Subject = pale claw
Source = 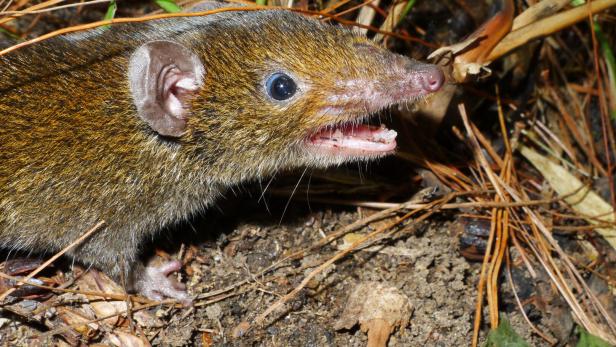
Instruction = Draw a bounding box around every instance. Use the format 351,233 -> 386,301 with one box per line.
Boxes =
135,260 -> 192,305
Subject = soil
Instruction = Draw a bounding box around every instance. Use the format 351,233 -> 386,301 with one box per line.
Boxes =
0,176 -> 556,346
152,191 -> 554,347
171,200 -> 483,346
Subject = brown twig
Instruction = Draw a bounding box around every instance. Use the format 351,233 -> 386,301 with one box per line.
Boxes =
0,221 -> 106,302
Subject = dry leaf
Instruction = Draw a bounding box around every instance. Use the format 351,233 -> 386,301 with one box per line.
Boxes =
108,330 -> 150,347
520,146 -> 616,250
334,281 -> 412,347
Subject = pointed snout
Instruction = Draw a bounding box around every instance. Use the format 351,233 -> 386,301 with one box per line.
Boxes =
419,66 -> 445,92
396,56 -> 445,96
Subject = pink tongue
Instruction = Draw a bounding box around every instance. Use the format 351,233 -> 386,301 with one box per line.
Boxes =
309,124 -> 397,153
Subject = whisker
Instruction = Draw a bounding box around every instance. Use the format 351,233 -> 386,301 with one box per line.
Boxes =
279,167 -> 308,225
258,171 -> 278,215
306,169 -> 314,213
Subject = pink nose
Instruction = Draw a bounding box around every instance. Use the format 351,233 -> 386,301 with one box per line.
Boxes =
421,67 -> 445,92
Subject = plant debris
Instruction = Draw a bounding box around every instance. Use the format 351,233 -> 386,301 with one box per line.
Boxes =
334,281 -> 412,347
1,0 -> 616,346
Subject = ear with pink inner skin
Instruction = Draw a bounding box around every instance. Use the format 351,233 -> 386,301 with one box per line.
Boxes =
128,40 -> 205,137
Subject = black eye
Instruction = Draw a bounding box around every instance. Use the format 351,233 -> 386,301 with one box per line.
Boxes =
266,73 -> 297,101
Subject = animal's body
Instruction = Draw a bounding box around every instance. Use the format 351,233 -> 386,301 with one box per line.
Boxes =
0,5 -> 444,301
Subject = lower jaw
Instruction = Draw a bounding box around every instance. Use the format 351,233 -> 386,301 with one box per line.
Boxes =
302,123 -> 398,158
303,143 -> 397,158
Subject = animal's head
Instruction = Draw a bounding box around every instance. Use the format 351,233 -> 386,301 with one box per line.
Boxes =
128,10 -> 444,180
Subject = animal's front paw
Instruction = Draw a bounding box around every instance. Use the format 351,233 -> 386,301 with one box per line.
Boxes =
135,259 -> 192,305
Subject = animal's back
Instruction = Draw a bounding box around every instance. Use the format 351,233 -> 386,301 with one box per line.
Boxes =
0,10 -> 285,260
0,18 -> 216,254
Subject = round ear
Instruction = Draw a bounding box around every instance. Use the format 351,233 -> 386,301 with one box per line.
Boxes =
128,40 -> 205,137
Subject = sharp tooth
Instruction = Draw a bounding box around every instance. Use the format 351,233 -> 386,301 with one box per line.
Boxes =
373,129 -> 397,143
385,129 -> 397,141
333,129 -> 343,139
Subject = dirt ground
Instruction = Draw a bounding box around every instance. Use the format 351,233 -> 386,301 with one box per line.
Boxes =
145,194 -> 562,347
166,201 -> 483,346
0,174 -> 568,346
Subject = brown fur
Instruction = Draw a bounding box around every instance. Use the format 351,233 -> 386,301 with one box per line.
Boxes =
0,9 -> 439,287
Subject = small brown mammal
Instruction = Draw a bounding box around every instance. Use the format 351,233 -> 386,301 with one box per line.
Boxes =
0,4 -> 444,302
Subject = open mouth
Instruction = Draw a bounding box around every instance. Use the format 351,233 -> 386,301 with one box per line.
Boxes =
306,122 -> 397,156
301,61 -> 444,157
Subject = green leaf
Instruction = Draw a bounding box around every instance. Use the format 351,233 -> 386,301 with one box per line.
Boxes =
576,327 -> 612,347
593,21 -> 616,120
104,0 -> 117,21
155,0 -> 182,13
398,0 -> 417,25
0,27 -> 20,40
101,0 -> 117,29
484,318 -> 531,347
